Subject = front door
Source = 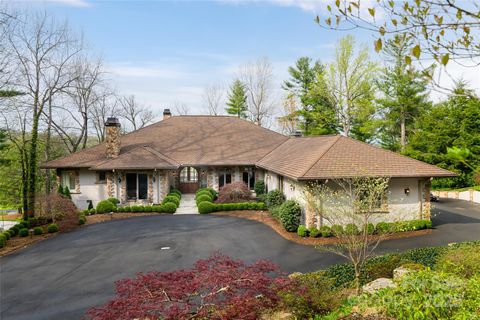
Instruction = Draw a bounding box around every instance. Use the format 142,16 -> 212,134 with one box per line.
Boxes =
126,173 -> 148,201
179,167 -> 199,194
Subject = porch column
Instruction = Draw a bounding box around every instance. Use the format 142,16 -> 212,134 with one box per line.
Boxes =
106,172 -> 114,198
148,173 -> 154,203
422,179 -> 431,220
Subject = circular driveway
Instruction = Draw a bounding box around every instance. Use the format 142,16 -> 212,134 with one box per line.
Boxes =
1,199 -> 480,320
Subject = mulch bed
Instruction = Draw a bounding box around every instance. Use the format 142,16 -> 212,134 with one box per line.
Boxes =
85,212 -> 164,225
0,233 -> 56,257
211,210 -> 432,246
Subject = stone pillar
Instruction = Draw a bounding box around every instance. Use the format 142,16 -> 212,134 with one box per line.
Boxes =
148,173 -> 154,203
161,171 -> 169,199
74,170 -> 80,193
120,172 -> 127,203
106,172 -> 114,198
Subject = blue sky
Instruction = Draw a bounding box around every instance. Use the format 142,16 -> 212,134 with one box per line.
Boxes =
11,0 -> 478,117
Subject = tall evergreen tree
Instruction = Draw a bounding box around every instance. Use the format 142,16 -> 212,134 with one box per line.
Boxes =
283,57 -> 338,135
225,79 -> 248,118
376,36 -> 430,152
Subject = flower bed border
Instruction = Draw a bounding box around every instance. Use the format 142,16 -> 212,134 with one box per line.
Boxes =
211,210 -> 432,246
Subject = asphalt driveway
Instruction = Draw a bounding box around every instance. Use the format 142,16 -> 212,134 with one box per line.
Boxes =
1,198 -> 479,320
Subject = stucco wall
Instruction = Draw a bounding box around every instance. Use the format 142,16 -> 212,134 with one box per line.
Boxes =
263,170 -> 425,227
71,169 -> 108,210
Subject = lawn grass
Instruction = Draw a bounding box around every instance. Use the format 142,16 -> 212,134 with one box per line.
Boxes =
432,185 -> 480,192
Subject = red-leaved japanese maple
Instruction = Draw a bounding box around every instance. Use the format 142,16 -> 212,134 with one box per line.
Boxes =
86,253 -> 292,320
216,181 -> 252,203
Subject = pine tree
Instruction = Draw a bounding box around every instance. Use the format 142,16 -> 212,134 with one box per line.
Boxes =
225,79 -> 248,118
376,36 -> 430,152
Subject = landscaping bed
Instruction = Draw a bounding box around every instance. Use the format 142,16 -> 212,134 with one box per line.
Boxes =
212,210 -> 432,246
85,212 -> 169,225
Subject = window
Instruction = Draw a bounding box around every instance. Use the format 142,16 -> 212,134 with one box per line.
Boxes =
277,175 -> 284,192
97,171 -> 106,183
242,171 -> 255,190
218,170 -> 232,188
126,173 -> 148,200
62,171 -> 76,191
180,167 -> 198,183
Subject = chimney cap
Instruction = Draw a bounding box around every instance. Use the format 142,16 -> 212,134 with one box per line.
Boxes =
163,108 -> 171,115
105,117 -> 121,127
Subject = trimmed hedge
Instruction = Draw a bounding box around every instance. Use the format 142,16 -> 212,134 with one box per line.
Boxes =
107,198 -> 120,205
96,200 -> 117,214
47,224 -> 59,233
0,233 -> 6,248
195,188 -> 265,214
198,201 -> 216,214
33,227 -> 43,235
79,215 -> 86,225
196,194 -> 213,205
309,227 -> 320,238
2,231 -> 11,240
170,189 -> 182,198
163,195 -> 180,206
161,202 -> 177,214
297,225 -> 308,237
19,228 -> 29,237
278,200 -> 302,232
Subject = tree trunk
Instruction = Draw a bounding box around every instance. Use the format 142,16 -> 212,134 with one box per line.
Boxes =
354,265 -> 361,295
45,98 -> 52,194
27,110 -> 40,217
400,112 -> 406,152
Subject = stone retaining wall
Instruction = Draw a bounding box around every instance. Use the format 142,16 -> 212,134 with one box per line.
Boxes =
432,189 -> 480,204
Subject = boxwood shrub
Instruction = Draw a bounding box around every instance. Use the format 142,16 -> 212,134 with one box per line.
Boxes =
96,199 -> 117,214
170,189 -> 182,198
266,190 -> 286,208
309,227 -> 320,238
89,208 -> 96,215
197,187 -> 217,199
319,226 -> 332,237
331,224 -> 344,236
47,223 -> 59,233
0,234 -> 6,248
79,215 -> 86,225
297,225 -> 308,237
278,200 -> 302,232
107,197 -> 120,206
161,202 -> 177,213
2,231 -> 10,240
168,193 -> 181,201
33,227 -> 43,235
198,201 -> 216,214
9,226 -> 19,237
163,195 -> 180,206
196,194 -> 213,205
254,181 -> 266,195
195,190 -> 214,200
345,223 -> 359,235
19,228 -> 29,237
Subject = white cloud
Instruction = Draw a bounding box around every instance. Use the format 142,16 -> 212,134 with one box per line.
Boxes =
430,62 -> 480,101
43,0 -> 92,8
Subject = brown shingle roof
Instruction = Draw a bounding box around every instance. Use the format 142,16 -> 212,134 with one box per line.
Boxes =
257,135 -> 456,179
92,146 -> 179,170
42,116 -> 288,169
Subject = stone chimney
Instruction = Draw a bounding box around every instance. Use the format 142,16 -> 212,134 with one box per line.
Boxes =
105,117 -> 121,158
163,108 -> 172,120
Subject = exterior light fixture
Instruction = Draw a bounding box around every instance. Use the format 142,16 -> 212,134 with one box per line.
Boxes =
118,177 -> 122,183
404,188 -> 410,196
152,176 -> 156,183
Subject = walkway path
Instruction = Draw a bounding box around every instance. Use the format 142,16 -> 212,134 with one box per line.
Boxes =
175,194 -> 198,214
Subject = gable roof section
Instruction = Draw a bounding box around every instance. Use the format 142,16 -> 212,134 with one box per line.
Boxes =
92,146 -> 179,170
42,116 -> 288,169
257,135 -> 456,180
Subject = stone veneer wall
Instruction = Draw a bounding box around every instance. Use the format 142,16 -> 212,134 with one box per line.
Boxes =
105,125 -> 121,158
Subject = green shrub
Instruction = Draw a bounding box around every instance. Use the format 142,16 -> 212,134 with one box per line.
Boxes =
161,202 -> 177,214
19,228 -> 29,237
279,272 -> 341,318
0,234 -> 6,248
168,192 -> 181,201
96,199 -> 117,214
196,194 -> 213,205
319,226 -> 332,237
47,224 -> 59,233
265,190 -> 286,208
354,270 -> 478,320
170,189 -> 182,198
63,186 -> 72,199
107,197 -> 120,205
297,225 -> 308,237
269,206 -> 281,219
78,216 -> 86,225
331,224 -> 344,236
89,208 -> 96,215
198,201 -> 216,214
151,205 -> 162,213
57,184 -> 64,196
278,200 -> 302,232
365,223 -> 375,235
254,181 -> 266,195
309,227 -> 320,238
163,195 -> 180,206
345,223 -> 359,235
257,193 -> 267,203
122,206 -> 130,212
9,227 -> 18,237
116,207 -> 124,213
197,188 -> 217,199
144,206 -> 153,212
402,246 -> 446,268
375,221 -> 391,234
33,227 -> 43,235
130,205 -> 142,212
2,231 -> 10,240
436,243 -> 480,278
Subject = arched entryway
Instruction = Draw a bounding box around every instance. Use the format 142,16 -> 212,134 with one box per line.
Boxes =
179,167 -> 199,194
